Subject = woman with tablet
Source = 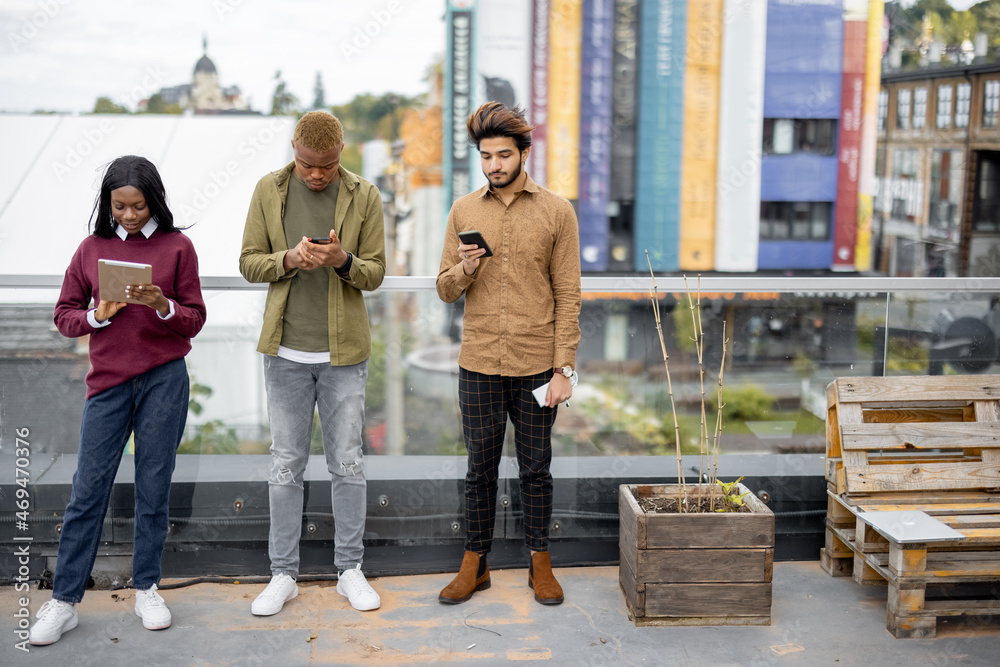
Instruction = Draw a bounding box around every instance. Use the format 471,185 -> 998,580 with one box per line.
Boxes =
29,155 -> 206,646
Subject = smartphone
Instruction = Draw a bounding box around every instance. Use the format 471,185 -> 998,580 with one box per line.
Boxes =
309,236 -> 332,244
458,230 -> 494,258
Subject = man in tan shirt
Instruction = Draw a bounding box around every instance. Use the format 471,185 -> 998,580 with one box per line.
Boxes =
436,102 -> 582,605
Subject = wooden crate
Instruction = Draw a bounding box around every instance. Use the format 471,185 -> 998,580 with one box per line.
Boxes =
821,375 -> 1000,638
619,484 -> 774,626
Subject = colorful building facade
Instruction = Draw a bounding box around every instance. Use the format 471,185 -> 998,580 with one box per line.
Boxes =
443,0 -> 882,274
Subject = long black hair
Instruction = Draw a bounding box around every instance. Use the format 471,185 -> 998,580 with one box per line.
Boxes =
90,155 -> 184,238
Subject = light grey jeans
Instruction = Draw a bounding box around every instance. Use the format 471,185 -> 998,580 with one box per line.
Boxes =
262,355 -> 368,576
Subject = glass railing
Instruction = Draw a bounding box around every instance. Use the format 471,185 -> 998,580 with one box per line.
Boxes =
3,275 -> 999,566
6,276 -> 998,458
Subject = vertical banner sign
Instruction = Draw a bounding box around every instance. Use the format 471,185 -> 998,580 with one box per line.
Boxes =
446,5 -> 474,205
579,0 -> 613,271
610,0 -> 638,202
715,0 -> 767,272
856,0 -> 881,271
834,3 -> 867,271
547,0 -> 582,200
474,0 -> 532,192
680,0 -> 723,271
634,0 -> 687,271
530,0 -> 550,185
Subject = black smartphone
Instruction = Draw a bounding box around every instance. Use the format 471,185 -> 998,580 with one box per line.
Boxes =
458,230 -> 494,258
309,236 -> 332,244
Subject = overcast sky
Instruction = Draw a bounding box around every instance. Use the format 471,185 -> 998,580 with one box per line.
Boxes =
0,1 -> 986,115
0,0 -> 446,114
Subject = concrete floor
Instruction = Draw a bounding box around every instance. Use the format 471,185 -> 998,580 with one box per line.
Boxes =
3,562 -> 999,666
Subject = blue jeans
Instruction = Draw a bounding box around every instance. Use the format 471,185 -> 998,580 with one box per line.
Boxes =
53,358 -> 189,603
262,355 -> 368,576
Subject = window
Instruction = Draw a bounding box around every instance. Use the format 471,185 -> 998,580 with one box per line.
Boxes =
984,80 -> 1000,127
891,149 -> 921,221
762,119 -> 836,155
929,149 -> 963,230
896,89 -> 911,129
759,202 -> 832,240
763,119 -> 795,154
936,85 -> 952,128
913,87 -> 927,129
878,90 -> 888,130
973,152 -> 1000,232
797,119 -> 835,154
956,83 -> 971,128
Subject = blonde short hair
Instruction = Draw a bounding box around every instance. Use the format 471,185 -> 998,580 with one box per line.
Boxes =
293,111 -> 344,151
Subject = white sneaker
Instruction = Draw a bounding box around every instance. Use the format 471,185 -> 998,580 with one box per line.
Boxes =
135,584 -> 171,630
337,565 -> 380,611
251,573 -> 298,616
29,599 -> 79,645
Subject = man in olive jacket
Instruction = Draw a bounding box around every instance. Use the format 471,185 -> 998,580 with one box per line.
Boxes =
239,111 -> 386,616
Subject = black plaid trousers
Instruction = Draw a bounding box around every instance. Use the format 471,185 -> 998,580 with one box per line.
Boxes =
459,366 -> 557,555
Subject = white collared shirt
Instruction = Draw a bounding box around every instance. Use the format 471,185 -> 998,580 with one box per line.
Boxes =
114,218 -> 158,240
88,220 -> 175,328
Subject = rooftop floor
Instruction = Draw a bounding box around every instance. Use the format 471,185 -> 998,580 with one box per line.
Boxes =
3,562 -> 999,665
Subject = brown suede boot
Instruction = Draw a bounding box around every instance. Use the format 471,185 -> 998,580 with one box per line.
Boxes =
438,551 -> 490,604
528,551 -> 564,605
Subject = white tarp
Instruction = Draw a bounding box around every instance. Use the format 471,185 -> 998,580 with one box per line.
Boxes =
0,114 -> 295,277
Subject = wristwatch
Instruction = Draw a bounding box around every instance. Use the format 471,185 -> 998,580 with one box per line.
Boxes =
555,365 -> 579,387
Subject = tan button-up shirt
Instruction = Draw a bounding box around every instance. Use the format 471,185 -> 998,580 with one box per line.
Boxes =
436,174 -> 582,376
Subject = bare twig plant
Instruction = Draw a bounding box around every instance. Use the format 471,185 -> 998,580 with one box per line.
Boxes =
646,254 -> 730,512
646,251 -> 685,509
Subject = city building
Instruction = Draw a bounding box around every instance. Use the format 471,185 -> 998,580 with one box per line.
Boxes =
145,39 -> 249,113
876,59 -> 1000,277
443,0 -> 882,275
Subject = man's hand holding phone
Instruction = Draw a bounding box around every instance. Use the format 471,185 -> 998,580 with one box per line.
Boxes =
457,230 -> 492,276
285,229 -> 348,272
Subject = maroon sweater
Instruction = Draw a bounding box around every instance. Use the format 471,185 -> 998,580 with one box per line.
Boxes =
55,228 -> 207,398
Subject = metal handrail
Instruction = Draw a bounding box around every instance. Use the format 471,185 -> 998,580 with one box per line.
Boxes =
3,275 -> 1000,293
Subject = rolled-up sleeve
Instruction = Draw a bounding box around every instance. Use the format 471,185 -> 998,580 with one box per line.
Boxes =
436,205 -> 478,303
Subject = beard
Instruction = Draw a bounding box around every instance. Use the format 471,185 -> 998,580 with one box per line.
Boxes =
486,158 -> 523,190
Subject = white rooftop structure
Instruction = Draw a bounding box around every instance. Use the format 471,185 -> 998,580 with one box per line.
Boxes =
0,113 -> 295,277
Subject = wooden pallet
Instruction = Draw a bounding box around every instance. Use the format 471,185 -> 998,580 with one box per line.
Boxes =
821,375 -> 1000,638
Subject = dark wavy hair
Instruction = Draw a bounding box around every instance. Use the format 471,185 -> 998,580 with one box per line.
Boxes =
467,101 -> 534,152
90,155 -> 182,238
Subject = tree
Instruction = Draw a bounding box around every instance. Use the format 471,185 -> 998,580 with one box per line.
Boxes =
975,2 -> 1000,48
312,71 -> 326,110
92,96 -> 127,114
901,0 -> 954,27
330,92 -> 421,144
942,10 -> 977,45
270,71 -> 300,116
144,93 -> 183,115
339,144 -> 363,175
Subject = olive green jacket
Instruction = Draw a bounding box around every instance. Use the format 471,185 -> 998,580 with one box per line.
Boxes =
239,163 -> 386,364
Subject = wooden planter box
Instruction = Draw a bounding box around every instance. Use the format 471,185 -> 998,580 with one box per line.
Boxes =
619,483 -> 775,626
